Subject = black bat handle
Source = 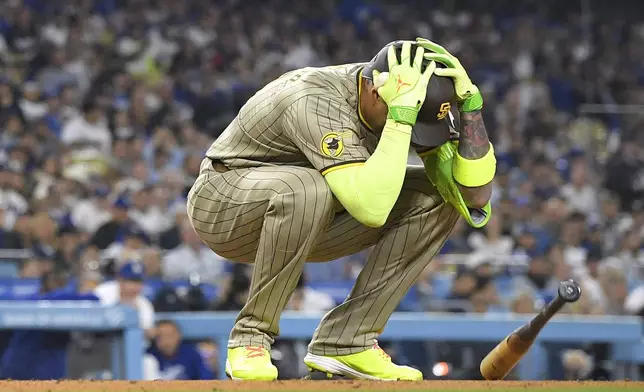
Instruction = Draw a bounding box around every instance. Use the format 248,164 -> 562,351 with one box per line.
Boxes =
515,279 -> 582,342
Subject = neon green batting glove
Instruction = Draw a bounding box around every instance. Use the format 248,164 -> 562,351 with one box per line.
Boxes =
415,38 -> 483,113
422,141 -> 491,228
372,42 -> 437,126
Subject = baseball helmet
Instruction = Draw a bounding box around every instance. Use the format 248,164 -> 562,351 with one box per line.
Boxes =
363,41 -> 458,148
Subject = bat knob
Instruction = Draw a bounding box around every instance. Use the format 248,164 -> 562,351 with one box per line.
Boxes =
558,279 -> 582,303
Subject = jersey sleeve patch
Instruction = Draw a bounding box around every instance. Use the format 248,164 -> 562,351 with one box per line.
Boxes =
320,131 -> 353,158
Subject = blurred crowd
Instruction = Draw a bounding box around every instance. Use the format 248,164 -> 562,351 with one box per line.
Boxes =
0,0 -> 644,381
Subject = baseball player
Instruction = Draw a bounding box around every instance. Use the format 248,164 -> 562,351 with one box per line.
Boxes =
187,39 -> 496,380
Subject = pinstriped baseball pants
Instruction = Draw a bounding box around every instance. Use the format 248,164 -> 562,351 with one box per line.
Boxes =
187,159 -> 459,356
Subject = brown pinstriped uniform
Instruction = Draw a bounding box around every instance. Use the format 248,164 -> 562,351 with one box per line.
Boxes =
187,63 -> 459,355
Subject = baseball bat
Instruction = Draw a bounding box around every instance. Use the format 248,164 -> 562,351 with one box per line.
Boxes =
479,279 -> 582,380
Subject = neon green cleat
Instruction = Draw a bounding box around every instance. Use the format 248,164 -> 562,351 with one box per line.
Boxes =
304,342 -> 423,381
225,346 -> 278,381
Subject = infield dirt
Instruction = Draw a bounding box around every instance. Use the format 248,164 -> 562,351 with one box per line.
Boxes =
0,380 -> 642,392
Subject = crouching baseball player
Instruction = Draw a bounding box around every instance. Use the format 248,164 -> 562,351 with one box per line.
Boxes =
187,39 -> 496,381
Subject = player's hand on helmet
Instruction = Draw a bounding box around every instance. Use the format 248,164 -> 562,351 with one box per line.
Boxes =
372,41 -> 436,126
416,37 -> 483,112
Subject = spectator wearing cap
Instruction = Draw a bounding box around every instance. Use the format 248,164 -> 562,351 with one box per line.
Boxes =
55,223 -> 84,273
162,220 -> 228,284
94,261 -> 155,339
87,195 -> 135,251
93,261 -> 159,380
0,267 -> 98,380
102,225 -> 151,265
147,319 -> 214,380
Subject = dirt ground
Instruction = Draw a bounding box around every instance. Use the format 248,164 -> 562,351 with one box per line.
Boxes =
0,380 -> 643,392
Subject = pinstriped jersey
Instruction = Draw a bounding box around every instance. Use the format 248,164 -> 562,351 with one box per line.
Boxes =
205,63 -> 379,173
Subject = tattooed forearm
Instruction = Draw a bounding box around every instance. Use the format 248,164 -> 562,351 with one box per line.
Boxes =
459,111 -> 490,159
456,110 -> 493,209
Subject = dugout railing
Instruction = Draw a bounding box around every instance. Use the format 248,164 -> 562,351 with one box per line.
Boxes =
0,302 -> 641,380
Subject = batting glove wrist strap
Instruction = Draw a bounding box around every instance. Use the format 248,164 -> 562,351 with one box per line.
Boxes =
460,91 -> 484,112
388,107 -> 419,125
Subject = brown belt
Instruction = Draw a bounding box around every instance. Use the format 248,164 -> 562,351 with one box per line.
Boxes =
211,160 -> 230,173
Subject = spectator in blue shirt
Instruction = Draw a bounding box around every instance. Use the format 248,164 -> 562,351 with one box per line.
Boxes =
0,267 -> 98,380
147,319 -> 214,380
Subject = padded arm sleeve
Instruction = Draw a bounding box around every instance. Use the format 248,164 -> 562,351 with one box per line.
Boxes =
324,119 -> 411,228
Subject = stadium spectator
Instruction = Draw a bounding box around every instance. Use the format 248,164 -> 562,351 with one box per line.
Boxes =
94,261 -> 155,339
196,339 -> 220,379
467,214 -> 513,261
102,225 -> 151,265
86,196 -> 129,248
60,99 -> 111,156
212,263 -> 251,311
162,220 -> 228,284
141,247 -> 162,279
158,209 -> 187,250
512,254 -> 559,300
0,267 -> 98,380
147,319 -> 214,380
287,274 -> 335,314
